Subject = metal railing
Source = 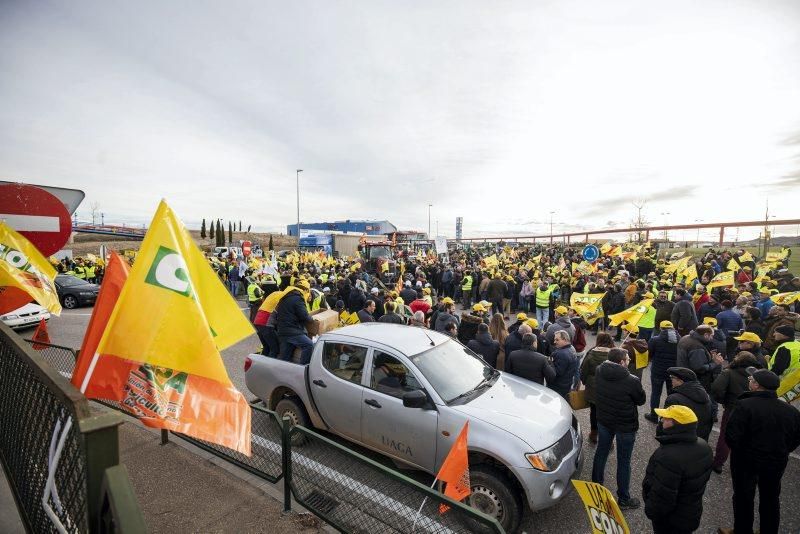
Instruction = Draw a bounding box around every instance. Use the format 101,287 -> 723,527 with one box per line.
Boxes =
0,324 -> 144,533
24,339 -> 79,380
21,337 -> 504,533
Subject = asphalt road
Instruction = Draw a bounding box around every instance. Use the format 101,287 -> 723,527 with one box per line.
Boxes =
33,300 -> 800,534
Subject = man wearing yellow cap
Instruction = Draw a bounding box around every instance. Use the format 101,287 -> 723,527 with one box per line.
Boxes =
642,404 -> 713,534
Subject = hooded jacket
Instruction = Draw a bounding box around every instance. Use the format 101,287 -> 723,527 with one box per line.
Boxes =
710,352 -> 760,409
467,331 -> 501,368
676,331 -> 719,390
549,343 -> 578,397
274,289 -> 312,338
642,422 -> 712,533
664,380 -> 713,441
545,316 -> 576,345
457,313 -> 483,344
594,360 -> 646,433
648,329 -> 679,379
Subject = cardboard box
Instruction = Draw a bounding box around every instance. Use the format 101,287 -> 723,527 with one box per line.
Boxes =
307,309 -> 339,337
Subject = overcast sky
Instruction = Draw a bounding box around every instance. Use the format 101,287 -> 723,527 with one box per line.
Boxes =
1,0 -> 799,241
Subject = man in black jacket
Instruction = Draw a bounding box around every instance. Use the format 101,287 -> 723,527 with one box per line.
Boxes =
720,368 -> 800,534
645,321 -> 679,422
467,323 -> 500,368
663,367 -> 713,442
642,404 -> 712,534
377,301 -> 404,324
591,348 -> 646,509
505,333 -> 555,385
274,280 -> 314,364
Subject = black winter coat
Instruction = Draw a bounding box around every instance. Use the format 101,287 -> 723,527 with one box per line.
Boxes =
504,330 -> 524,358
653,300 -> 675,331
467,332 -> 500,368
274,290 -> 312,338
642,423 -> 712,533
648,329 -> 678,379
725,390 -> 800,466
505,348 -> 555,385
549,344 -> 578,398
457,314 -> 483,344
665,381 -> 713,441
709,352 -> 760,409
671,299 -> 698,331
594,361 -> 646,433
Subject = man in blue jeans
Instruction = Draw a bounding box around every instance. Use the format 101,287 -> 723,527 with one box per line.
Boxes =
274,279 -> 315,364
591,347 -> 646,509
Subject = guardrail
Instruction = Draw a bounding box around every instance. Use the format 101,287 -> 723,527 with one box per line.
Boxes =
25,340 -> 504,533
0,325 -> 144,533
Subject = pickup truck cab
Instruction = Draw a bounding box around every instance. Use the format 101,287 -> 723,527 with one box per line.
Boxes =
245,323 -> 583,532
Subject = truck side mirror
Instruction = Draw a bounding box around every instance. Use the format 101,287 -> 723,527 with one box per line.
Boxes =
402,389 -> 428,409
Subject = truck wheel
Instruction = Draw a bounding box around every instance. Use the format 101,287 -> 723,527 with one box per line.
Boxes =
275,397 -> 310,446
468,465 -> 522,533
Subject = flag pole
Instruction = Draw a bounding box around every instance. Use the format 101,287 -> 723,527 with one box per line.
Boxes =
411,477 -> 439,533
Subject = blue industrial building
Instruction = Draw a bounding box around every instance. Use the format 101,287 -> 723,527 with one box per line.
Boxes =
287,220 -> 397,237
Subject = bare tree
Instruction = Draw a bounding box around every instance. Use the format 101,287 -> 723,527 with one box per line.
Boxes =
630,200 -> 649,243
90,202 -> 101,225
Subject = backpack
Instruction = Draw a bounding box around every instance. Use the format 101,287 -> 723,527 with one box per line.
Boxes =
572,324 -> 587,353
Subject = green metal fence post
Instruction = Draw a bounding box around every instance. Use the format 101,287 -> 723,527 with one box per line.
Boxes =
281,415 -> 292,513
160,429 -> 169,445
79,411 -> 125,532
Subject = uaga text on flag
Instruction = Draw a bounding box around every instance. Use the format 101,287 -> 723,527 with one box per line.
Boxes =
72,201 -> 254,455
570,293 -> 605,325
0,222 -> 62,315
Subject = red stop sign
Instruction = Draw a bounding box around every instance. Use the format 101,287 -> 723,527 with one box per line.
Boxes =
0,184 -> 72,257
242,240 -> 252,256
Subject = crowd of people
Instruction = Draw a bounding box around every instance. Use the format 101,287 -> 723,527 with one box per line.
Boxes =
217,241 -> 799,533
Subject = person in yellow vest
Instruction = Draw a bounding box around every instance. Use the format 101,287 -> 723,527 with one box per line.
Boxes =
461,271 -> 474,309
74,260 -> 86,280
247,278 -> 265,322
636,292 -> 657,341
85,262 -> 96,284
768,325 -> 800,378
534,280 -> 554,327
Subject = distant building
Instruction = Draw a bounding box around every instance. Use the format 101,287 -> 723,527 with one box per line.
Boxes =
287,220 -> 397,237
394,230 -> 428,242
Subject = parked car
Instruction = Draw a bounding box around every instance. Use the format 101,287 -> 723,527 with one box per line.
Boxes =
245,323 -> 583,532
0,303 -> 51,329
54,275 -> 100,309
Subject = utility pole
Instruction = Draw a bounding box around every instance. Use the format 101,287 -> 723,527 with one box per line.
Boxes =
428,203 -> 432,240
762,199 -> 769,257
549,211 -> 555,244
296,169 -> 303,239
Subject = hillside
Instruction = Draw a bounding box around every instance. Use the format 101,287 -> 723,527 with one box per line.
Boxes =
67,231 -> 298,256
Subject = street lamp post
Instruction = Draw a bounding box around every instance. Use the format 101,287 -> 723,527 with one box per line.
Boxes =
694,219 -> 702,247
428,203 -> 432,240
661,212 -> 670,242
296,169 -> 303,239
549,211 -> 555,244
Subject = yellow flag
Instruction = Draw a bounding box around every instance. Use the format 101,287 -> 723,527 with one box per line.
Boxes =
778,368 -> 800,404
682,264 -> 698,283
599,243 -> 612,254
771,291 -> 800,306
707,270 -> 734,290
570,293 -> 605,325
766,251 -> 783,262
739,251 -> 754,262
484,254 -> 499,268
664,256 -> 690,274
726,258 -> 741,272
571,480 -> 630,534
0,222 -> 62,315
609,299 -> 654,327
96,200 -> 254,384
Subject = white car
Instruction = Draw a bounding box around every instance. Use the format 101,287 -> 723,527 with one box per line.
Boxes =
1,303 -> 51,330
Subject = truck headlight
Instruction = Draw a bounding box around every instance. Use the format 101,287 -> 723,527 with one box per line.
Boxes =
526,446 -> 560,472
1,314 -> 19,320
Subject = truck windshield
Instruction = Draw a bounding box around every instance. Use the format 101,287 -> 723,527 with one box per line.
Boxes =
410,340 -> 494,403
368,246 -> 391,259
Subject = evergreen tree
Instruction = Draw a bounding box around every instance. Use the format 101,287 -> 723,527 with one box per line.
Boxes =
238,221 -> 242,232
216,220 -> 223,246
268,235 -> 274,251
247,225 -> 251,233
228,221 -> 233,243
200,218 -> 207,239
209,218 -> 215,240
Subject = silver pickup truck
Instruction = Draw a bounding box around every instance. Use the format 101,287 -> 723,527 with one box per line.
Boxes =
245,323 -> 583,532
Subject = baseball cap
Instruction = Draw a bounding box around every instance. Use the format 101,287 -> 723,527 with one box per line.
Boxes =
703,317 -> 718,326
517,312 -> 528,321
472,303 -> 487,312
733,332 -> 761,343
659,320 -> 674,329
441,297 -> 455,305
370,287 -> 379,294
654,405 -> 698,425
746,367 -> 780,390
525,318 -> 539,329
555,305 -> 568,315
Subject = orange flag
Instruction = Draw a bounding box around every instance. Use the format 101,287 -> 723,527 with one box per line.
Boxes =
31,318 -> 51,350
437,422 -> 470,513
71,251 -> 131,396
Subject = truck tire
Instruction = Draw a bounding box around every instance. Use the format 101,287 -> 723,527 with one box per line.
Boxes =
275,397 -> 310,446
468,464 -> 522,533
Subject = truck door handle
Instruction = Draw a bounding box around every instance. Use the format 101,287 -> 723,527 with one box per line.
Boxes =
364,398 -> 382,409
312,379 -> 327,388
